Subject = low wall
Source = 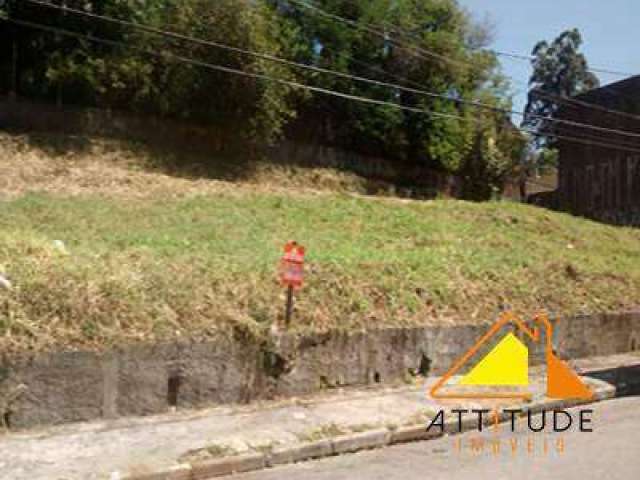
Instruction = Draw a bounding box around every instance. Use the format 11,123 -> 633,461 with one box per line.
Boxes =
269,141 -> 462,197
0,96 -> 238,153
1,312 -> 639,430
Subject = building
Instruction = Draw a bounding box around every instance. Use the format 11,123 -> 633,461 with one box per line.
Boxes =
554,75 -> 640,226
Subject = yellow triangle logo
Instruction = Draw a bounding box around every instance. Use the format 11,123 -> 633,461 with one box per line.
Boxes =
459,333 -> 529,386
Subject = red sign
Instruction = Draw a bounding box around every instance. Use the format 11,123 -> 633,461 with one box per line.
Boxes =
280,241 -> 305,289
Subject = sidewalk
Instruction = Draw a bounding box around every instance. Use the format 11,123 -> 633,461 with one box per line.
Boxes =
1,353 -> 637,480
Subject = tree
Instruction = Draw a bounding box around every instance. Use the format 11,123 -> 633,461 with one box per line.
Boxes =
271,0 -> 512,172
520,29 -> 599,201
2,0 -> 523,197
461,113 -> 526,201
5,0 -> 300,144
522,28 -> 599,148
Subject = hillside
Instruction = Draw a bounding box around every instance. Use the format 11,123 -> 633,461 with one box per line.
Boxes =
1,132 -> 639,352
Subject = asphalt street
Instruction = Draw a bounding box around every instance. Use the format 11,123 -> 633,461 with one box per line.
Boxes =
235,396 -> 640,480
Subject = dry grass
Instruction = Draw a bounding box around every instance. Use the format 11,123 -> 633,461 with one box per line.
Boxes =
0,132 -> 372,200
1,131 -> 639,353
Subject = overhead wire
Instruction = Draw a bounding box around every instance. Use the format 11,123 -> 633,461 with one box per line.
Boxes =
285,0 -> 640,121
312,0 -> 637,78
6,16 -> 640,156
20,0 -> 640,140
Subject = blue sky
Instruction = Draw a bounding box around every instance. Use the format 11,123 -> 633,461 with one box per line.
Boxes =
458,0 -> 640,112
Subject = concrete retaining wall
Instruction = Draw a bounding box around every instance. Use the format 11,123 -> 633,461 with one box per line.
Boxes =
1,312 -> 639,430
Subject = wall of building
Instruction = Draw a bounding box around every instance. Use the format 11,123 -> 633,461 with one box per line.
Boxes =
555,77 -> 640,225
558,151 -> 640,225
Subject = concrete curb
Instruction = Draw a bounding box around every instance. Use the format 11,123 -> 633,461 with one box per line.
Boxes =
390,424 -> 443,444
124,380 -> 617,480
124,464 -> 192,480
268,439 -> 333,466
331,429 -> 391,456
191,453 -> 266,480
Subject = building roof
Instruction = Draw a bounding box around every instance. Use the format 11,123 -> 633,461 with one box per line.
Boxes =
573,75 -> 640,112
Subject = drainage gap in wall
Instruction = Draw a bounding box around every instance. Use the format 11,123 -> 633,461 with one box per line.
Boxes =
373,372 -> 381,384
418,354 -> 432,377
167,375 -> 181,408
2,411 -> 11,429
319,375 -> 343,390
262,351 -> 290,380
631,339 -> 637,351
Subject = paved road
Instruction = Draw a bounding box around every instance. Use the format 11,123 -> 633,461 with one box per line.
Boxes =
236,396 -> 640,480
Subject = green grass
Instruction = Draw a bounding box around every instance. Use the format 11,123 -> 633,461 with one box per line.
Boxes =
1,190 -> 639,352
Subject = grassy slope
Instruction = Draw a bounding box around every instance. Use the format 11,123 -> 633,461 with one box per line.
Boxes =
0,133 -> 639,352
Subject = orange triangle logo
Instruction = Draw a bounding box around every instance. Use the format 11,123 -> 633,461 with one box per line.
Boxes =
546,352 -> 593,399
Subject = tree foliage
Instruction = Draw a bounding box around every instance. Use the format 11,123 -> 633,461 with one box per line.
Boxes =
7,0 -> 299,143
2,0 -> 526,197
523,28 -> 600,148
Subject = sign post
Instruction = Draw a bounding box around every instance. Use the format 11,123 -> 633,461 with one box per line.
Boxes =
279,241 -> 305,327
285,284 -> 294,325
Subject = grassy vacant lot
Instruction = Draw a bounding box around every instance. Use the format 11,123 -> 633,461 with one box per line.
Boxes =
0,132 -> 639,352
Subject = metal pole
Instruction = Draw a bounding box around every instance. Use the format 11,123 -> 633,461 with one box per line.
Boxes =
285,285 -> 294,327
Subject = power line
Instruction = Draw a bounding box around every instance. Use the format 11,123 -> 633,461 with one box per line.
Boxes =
23,0 -> 436,99
23,0 -> 461,88
322,0 -> 636,78
20,0 -> 640,140
285,0 -> 471,70
3,17 -> 462,121
393,26 -> 634,78
534,125 -> 640,151
286,0 -> 640,120
489,50 -> 634,78
7,16 -> 640,156
530,88 -> 640,123
14,1 -> 640,147
18,1 -> 475,113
